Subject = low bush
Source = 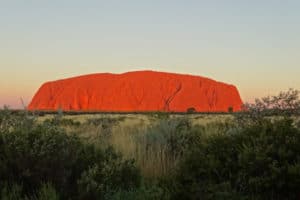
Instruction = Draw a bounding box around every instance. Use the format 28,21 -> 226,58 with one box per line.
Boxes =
171,117 -> 300,200
0,182 -> 59,200
44,118 -> 81,127
78,147 -> 141,199
86,116 -> 125,127
105,184 -> 170,200
0,109 -> 141,199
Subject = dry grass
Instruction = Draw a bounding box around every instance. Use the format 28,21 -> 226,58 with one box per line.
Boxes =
37,113 -> 234,177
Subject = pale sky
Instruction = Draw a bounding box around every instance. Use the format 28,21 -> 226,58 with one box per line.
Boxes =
1,0 -> 300,108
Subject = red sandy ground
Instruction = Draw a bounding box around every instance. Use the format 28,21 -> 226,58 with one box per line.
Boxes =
28,70 -> 243,112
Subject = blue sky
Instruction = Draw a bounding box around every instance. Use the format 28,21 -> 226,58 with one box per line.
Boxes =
1,0 -> 300,108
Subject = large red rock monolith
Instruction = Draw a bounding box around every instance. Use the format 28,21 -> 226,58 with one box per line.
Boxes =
28,70 -> 243,112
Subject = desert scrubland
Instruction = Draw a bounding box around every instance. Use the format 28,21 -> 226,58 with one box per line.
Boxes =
1,89 -> 300,199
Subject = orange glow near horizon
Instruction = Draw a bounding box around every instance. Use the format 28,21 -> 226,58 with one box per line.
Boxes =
1,1 -> 300,109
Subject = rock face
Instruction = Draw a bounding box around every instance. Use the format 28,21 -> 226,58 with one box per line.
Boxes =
28,70 -> 243,112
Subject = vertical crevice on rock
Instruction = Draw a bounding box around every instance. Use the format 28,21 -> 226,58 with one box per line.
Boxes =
163,83 -> 182,111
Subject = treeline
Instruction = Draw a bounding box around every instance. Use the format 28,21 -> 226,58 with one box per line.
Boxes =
0,89 -> 300,199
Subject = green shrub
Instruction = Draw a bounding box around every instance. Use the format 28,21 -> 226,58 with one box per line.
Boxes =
0,123 -> 82,196
0,112 -> 141,199
106,184 -> 170,200
43,118 -> 81,127
0,107 -> 35,134
36,183 -> 60,200
186,107 -> 196,113
78,147 -> 141,199
172,117 -> 300,200
149,112 -> 170,120
1,183 -> 26,200
86,117 -> 124,127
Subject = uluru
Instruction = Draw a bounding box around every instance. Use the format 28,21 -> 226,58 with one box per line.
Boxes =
28,70 -> 243,112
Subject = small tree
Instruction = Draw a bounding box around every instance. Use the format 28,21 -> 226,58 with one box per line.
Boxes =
248,89 -> 299,115
236,88 -> 300,124
186,107 -> 196,113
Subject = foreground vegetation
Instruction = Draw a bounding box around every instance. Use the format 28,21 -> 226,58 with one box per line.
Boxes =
1,89 -> 300,199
